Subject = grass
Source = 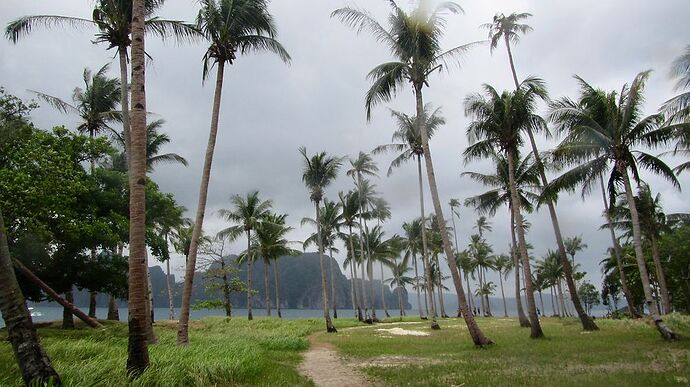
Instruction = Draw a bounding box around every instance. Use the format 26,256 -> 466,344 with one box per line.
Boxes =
318,314 -> 690,386
2,315 -> 690,386
0,316 -> 360,387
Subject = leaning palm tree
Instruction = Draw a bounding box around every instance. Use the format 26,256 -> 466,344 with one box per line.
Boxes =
177,0 -> 290,345
373,106 -> 443,321
464,79 -> 546,338
126,0 -> 149,374
483,11 -> 598,331
217,191 -> 273,320
547,71 -> 682,340
300,147 -> 341,332
334,1 -> 490,344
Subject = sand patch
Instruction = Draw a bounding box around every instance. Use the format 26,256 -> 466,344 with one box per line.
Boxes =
376,327 -> 430,336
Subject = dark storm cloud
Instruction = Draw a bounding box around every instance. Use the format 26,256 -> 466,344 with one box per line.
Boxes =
1,0 -> 688,291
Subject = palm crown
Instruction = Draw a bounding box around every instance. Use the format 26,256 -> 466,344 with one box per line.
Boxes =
299,147 -> 341,203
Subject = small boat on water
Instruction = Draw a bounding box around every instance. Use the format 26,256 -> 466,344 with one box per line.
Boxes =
28,307 -> 42,317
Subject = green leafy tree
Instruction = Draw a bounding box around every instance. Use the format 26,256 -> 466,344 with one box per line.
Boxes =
578,282 -> 601,315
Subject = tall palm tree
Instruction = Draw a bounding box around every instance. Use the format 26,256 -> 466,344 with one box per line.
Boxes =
402,218 -> 427,319
252,212 -> 299,319
372,105 -> 443,322
303,199 -> 343,318
6,0 -> 199,169
126,0 -> 149,374
548,71 -> 681,340
217,191 -> 273,320
339,190 -> 362,320
177,0 -> 290,345
463,149 -> 539,327
564,236 -> 587,268
300,147 -> 341,332
464,79 -> 546,338
448,198 -> 461,252
334,2 -> 490,343
347,153 -> 379,321
493,253 -> 512,317
483,11 -> 598,332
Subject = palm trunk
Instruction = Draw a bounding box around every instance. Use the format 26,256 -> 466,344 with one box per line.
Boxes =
62,290 -> 74,329
507,147 -> 543,338
347,227 -> 359,319
329,246 -> 337,318
356,176 -> 370,321
166,258 -> 174,320
274,260 -> 282,318
511,212 -> 530,327
367,260 -> 378,321
315,202 -> 336,332
417,155 -> 437,326
220,259 -> 231,317
415,85 -> 491,344
600,176 -> 640,318
499,273 -> 508,317
118,47 -> 131,165
264,259 -> 271,316
144,254 -> 157,344
550,287 -> 557,316
127,2 -> 151,372
466,272 -> 473,313
397,281 -> 404,319
478,267 -> 486,316
538,290 -> 544,316
650,234 -> 671,314
506,38 -> 596,331
380,261 -> 389,317
12,259 -> 100,328
557,279 -> 568,317
360,259 -> 369,322
619,164 -> 677,340
88,292 -> 97,318
412,252 -> 425,319
247,232 -> 254,321
0,211 -> 60,385
108,294 -> 120,321
177,61 -> 226,345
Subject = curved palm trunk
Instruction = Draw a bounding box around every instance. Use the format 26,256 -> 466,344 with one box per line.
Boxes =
247,232 -> 254,321
177,61 -> 226,345
329,246 -> 337,318
619,165 -> 677,340
412,252 -> 425,319
166,258 -> 174,320
127,1 -> 150,373
507,148 -> 543,338
0,211 -> 60,385
415,85 -> 491,344
499,272 -> 508,317
416,155 -> 438,326
599,176 -> 640,318
273,259 -> 282,318
506,38 -> 597,331
650,235 -> 671,314
380,261 -> 389,318
315,202 -> 336,332
264,259 -> 271,316
511,212 -> 530,326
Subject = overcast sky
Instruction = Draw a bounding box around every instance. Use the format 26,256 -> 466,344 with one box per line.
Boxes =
2,0 -> 689,297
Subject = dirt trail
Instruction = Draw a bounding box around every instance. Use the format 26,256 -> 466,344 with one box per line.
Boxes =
299,334 -> 370,387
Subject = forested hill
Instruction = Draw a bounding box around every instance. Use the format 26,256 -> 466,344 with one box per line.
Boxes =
68,252 -> 409,310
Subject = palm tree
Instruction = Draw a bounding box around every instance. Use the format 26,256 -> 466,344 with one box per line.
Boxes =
347,153 -> 379,321
372,105 -> 444,323
334,2 -> 490,343
464,79 -> 546,338
386,255 -> 414,319
402,218 -> 427,319
6,0 -> 199,170
474,216 -> 493,238
448,198 -> 461,252
217,191 -> 273,320
493,253 -> 512,317
467,234 -> 494,317
252,212 -> 299,319
457,250 -> 475,316
339,190 -> 363,320
564,236 -> 587,268
300,147 -> 341,332
126,0 -> 149,374
111,119 -> 188,172
483,11 -> 598,332
303,199 -> 343,318
662,45 -> 690,124
176,0 -> 290,345
371,196 -> 393,317
463,149 -> 540,327
548,71 -> 681,340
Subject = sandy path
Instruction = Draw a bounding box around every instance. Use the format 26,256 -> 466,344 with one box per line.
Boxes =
299,334 -> 370,387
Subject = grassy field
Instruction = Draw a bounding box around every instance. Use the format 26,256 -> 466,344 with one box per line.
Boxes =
319,314 -> 690,387
1,315 -> 690,386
